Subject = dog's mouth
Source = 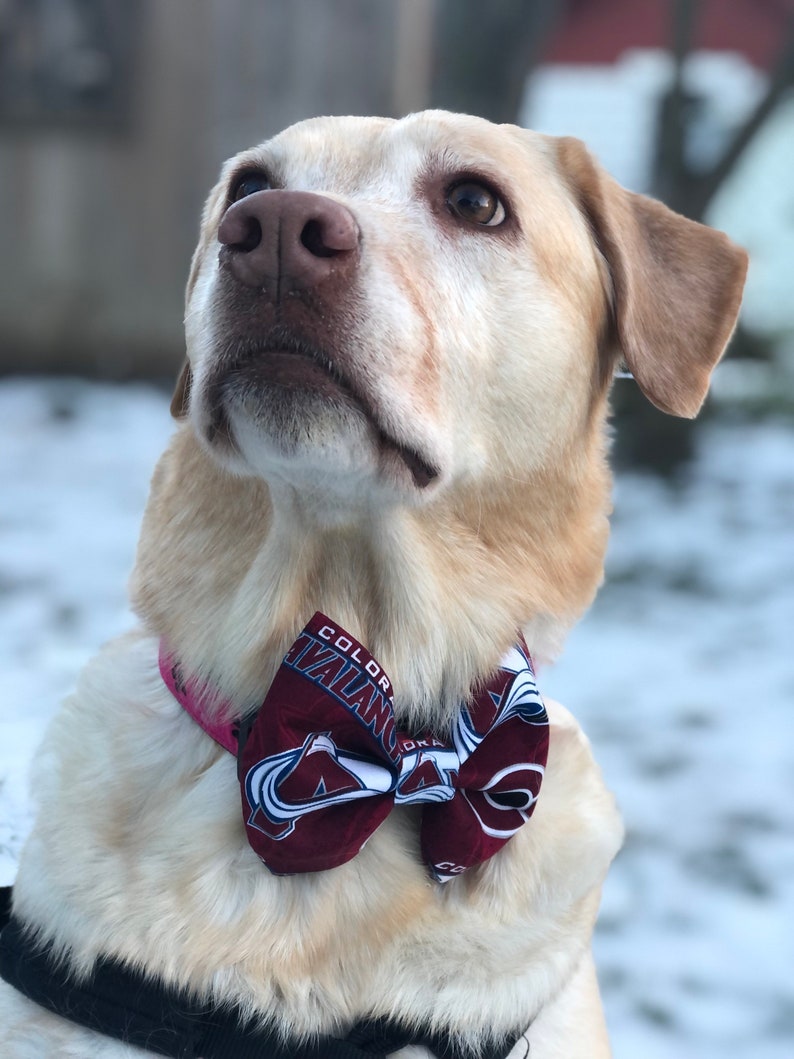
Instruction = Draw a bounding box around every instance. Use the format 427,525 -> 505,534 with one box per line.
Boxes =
203,337 -> 439,490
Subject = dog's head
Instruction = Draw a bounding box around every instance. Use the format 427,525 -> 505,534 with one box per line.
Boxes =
174,112 -> 745,514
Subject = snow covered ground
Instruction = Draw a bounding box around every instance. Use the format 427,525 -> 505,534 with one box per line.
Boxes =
1,377 -> 792,1058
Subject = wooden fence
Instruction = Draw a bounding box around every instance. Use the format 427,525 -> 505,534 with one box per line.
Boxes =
0,0 -> 433,375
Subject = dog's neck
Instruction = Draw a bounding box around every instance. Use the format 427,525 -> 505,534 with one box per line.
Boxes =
131,419 -> 611,727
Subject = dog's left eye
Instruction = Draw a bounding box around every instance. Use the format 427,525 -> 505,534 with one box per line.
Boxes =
446,181 -> 506,227
231,172 -> 272,201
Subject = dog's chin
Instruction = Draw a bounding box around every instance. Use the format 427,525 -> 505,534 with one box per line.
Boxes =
194,355 -> 441,500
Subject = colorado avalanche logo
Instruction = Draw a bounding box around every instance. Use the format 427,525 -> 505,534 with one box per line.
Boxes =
452,643 -> 547,839
245,731 -> 395,840
460,760 -> 545,839
455,643 -> 546,757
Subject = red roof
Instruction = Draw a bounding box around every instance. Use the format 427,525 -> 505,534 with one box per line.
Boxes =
544,0 -> 790,71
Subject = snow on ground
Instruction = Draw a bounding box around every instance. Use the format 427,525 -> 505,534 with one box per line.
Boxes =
1,377 -> 792,1058
545,418 -> 794,1059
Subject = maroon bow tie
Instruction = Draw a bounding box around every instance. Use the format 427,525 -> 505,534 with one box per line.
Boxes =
161,613 -> 549,882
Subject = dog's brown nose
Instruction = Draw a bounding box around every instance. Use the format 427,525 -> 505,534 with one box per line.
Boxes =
218,190 -> 360,293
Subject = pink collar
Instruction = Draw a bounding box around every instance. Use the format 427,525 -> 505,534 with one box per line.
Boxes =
159,652 -> 238,755
159,613 -> 549,882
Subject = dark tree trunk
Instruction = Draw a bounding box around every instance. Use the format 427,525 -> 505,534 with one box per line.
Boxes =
653,3 -> 794,223
618,2 -> 794,475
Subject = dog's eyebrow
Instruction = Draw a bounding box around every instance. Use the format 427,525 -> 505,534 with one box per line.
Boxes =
418,147 -> 506,190
421,147 -> 468,176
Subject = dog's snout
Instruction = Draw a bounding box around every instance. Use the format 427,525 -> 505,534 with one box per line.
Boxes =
218,190 -> 360,293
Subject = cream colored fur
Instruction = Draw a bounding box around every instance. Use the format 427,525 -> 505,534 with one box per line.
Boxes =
0,111 -> 746,1058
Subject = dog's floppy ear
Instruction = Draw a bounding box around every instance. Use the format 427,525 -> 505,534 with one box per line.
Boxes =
556,137 -> 748,418
170,359 -> 192,419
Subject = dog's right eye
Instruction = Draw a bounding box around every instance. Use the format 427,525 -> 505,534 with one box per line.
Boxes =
446,180 -> 506,227
231,172 -> 271,201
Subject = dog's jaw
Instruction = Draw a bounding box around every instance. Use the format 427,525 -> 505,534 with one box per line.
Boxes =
185,287 -> 446,511
196,345 -> 442,506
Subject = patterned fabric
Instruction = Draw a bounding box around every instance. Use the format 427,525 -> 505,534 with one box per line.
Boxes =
161,614 -> 549,882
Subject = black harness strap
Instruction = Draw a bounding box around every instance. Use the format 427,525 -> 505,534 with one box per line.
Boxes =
0,888 -> 522,1058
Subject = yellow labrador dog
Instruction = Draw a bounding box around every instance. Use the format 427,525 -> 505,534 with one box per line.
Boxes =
0,112 -> 746,1058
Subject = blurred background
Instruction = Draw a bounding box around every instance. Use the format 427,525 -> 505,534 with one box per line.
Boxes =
1,2 -> 792,1057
